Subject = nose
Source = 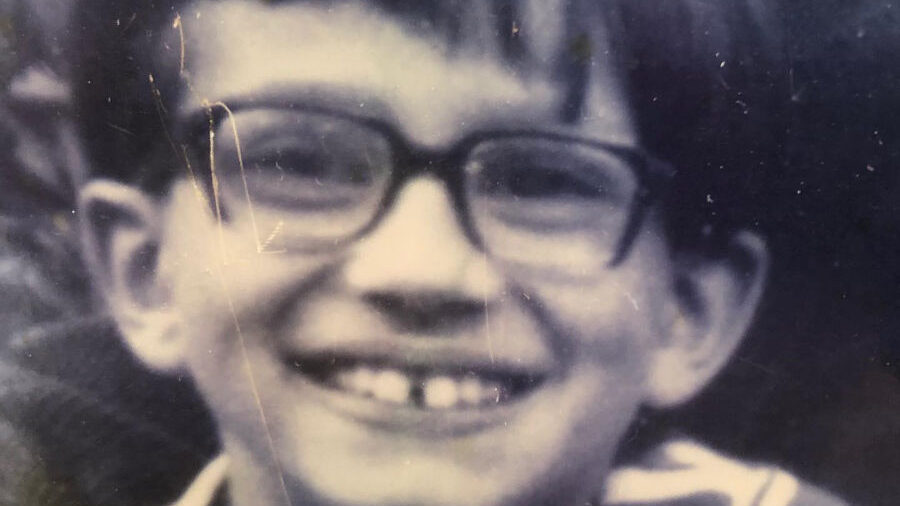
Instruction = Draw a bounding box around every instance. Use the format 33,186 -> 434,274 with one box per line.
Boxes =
342,177 -> 503,332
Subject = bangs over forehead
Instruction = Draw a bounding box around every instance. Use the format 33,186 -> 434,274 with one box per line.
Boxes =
73,0 -> 624,190
364,0 -> 597,68
236,0 -> 608,65
164,0 -> 613,124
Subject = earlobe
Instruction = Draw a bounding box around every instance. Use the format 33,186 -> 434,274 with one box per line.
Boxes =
645,231 -> 769,408
79,180 -> 185,371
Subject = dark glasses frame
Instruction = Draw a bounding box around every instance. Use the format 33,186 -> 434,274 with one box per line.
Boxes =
177,102 -> 675,267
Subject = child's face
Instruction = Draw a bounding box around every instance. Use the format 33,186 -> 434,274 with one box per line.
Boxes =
143,1 -> 679,504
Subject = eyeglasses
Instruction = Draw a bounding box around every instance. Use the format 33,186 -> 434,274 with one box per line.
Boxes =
183,104 -> 673,270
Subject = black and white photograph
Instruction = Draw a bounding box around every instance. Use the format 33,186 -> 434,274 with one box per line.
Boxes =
0,1 -> 898,505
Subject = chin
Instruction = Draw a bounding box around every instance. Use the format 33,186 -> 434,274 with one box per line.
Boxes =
278,458 -> 590,506
254,366 -> 632,506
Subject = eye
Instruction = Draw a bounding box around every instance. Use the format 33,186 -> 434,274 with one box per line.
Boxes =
467,139 -> 633,204
213,110 -> 393,211
248,144 -> 374,185
474,161 -> 611,200
250,147 -> 322,177
465,138 -> 639,233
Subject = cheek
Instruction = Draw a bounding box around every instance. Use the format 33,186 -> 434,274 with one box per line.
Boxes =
527,273 -> 672,357
156,182 -> 332,387
511,231 -> 676,382
160,181 -> 332,318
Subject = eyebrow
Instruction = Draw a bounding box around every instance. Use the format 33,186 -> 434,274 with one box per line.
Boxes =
174,98 -> 655,170
173,85 -> 399,141
171,81 -> 646,167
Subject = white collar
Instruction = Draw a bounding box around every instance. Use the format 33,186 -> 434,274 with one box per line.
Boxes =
169,454 -> 229,506
168,441 -> 801,506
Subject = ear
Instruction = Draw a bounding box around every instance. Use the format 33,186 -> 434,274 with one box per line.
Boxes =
78,180 -> 184,371
645,231 -> 769,408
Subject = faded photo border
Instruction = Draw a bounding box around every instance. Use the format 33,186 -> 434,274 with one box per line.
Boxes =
0,1 -> 898,505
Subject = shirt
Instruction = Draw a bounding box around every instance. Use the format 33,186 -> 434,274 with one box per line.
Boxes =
169,441 -> 848,506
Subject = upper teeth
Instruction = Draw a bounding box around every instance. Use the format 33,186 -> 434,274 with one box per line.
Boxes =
423,376 -> 458,409
334,366 -> 504,409
459,376 -> 500,405
372,369 -> 410,404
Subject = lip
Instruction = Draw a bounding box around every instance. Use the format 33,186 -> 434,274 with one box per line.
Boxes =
278,338 -> 555,373
276,340 -> 556,438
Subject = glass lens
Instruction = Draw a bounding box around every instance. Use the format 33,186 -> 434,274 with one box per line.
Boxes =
212,109 -> 392,247
465,137 -> 639,272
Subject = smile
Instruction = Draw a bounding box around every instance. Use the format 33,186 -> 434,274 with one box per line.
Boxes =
283,353 -> 547,411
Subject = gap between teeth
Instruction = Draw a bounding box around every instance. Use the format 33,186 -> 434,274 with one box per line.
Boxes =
333,367 -> 503,409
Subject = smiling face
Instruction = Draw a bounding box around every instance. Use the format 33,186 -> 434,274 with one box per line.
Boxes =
78,1 -> 768,505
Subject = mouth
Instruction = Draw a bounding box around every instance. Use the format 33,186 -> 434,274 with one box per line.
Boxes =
283,353 -> 548,411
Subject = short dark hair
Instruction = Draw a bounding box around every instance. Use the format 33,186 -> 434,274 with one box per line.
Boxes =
69,0 -> 787,251
614,1 -> 787,252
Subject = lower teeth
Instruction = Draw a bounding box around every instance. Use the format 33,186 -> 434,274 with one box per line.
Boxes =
333,367 -> 506,409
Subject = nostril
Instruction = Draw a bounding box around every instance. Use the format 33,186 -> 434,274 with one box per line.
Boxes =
363,291 -> 486,333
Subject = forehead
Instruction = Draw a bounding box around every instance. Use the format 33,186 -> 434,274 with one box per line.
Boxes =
171,0 -> 636,147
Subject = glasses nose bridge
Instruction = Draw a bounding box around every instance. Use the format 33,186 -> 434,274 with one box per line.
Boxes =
342,174 -> 501,303
396,142 -> 466,182
384,145 -> 483,247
